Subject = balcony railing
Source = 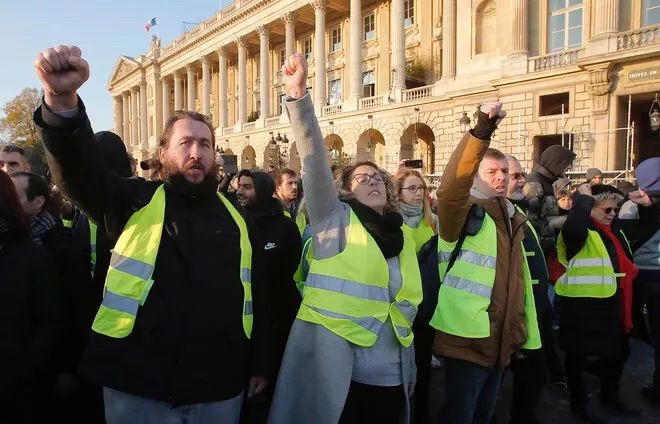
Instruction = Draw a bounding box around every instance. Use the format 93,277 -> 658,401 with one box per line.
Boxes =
223,127 -> 235,135
402,85 -> 434,102
265,116 -> 281,127
243,122 -> 256,131
617,25 -> 660,51
359,95 -> 388,109
322,103 -> 343,116
528,48 -> 583,72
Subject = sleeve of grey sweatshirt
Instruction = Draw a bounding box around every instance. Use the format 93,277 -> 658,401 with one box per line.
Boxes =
285,94 -> 348,259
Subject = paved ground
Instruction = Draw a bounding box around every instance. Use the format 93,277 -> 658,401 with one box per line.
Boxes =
425,340 -> 660,423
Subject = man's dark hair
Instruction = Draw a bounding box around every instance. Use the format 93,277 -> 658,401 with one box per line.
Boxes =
11,171 -> 50,211
1,144 -> 26,156
273,168 -> 297,186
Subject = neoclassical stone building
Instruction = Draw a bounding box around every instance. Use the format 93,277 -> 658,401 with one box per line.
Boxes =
109,0 -> 660,181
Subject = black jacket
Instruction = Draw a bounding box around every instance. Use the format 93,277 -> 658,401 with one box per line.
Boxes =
558,194 -> 629,358
0,237 -> 62,412
35,99 -> 270,405
244,172 -> 302,374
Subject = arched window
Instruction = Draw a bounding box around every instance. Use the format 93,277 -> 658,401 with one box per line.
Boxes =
475,0 -> 498,54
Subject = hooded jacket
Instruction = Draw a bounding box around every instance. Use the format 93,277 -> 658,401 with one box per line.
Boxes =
242,171 -> 302,370
528,145 -> 576,197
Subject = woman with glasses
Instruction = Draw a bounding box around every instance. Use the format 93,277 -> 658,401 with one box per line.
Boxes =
556,185 -> 639,421
269,54 -> 422,424
393,169 -> 438,252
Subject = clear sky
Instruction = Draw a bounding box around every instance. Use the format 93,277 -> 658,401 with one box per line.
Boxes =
1,0 -> 227,132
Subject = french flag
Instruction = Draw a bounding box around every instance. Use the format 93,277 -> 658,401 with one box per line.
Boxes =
145,17 -> 157,32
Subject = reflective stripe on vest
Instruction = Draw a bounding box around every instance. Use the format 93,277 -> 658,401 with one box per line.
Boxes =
92,185 -> 253,338
297,209 -> 422,347
555,230 -> 619,298
430,211 -> 541,349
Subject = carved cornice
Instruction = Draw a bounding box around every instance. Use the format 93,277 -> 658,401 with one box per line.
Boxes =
310,0 -> 327,11
281,11 -> 296,24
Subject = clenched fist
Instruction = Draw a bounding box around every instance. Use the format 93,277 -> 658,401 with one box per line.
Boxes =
479,100 -> 507,125
34,45 -> 89,111
282,53 -> 308,100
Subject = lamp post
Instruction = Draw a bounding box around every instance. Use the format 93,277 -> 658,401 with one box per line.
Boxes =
650,93 -> 660,132
268,132 -> 289,168
459,111 -> 471,133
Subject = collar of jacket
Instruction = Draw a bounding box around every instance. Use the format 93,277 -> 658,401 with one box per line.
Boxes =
535,164 -> 557,180
470,188 -> 526,237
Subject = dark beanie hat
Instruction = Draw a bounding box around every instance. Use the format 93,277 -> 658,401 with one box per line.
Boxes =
585,168 -> 603,182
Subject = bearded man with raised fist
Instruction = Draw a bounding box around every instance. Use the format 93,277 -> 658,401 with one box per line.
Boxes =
33,45 -> 270,424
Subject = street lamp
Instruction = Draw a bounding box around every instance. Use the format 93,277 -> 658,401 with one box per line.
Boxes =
650,93 -> 660,132
459,111 -> 471,133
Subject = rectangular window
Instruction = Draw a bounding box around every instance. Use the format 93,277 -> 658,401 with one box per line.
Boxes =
328,79 -> 342,105
645,0 -> 660,26
363,13 -> 375,41
331,26 -> 342,52
278,49 -> 286,68
277,93 -> 286,115
404,0 -> 415,27
547,0 -> 583,52
539,92 -> 570,116
303,37 -> 313,61
362,71 -> 376,97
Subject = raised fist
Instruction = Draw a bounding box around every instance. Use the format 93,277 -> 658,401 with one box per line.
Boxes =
479,100 -> 507,125
34,45 -> 89,110
282,53 -> 308,100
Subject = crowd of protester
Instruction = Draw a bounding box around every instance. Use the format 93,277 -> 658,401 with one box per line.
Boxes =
1,45 -> 659,424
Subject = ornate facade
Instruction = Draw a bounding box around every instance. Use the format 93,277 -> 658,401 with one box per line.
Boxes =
109,0 -> 660,180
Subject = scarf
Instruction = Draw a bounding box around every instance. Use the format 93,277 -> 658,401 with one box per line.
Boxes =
592,219 -> 639,333
398,202 -> 424,228
345,199 -> 403,259
30,211 -> 56,245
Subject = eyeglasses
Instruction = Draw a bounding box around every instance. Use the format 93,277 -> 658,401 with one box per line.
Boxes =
511,172 -> 527,180
353,173 -> 385,185
401,185 -> 426,193
599,207 -> 620,215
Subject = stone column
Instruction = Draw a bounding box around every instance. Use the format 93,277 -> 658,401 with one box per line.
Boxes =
312,0 -> 327,113
162,77 -> 171,125
390,0 -> 406,91
218,47 -> 228,128
186,64 -> 196,111
282,12 -> 296,59
113,96 -> 123,139
594,0 -> 619,37
202,56 -> 211,116
130,87 -> 138,145
510,0 -> 528,55
349,0 -> 363,102
237,36 -> 248,123
139,79 -> 148,149
258,26 -> 271,119
442,0 -> 456,79
174,71 -> 183,110
122,92 -> 130,144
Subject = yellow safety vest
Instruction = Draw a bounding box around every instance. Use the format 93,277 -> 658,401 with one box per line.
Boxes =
555,229 -> 626,298
430,212 -> 541,350
516,206 -> 546,286
284,209 -> 307,236
62,219 -> 74,229
91,185 -> 253,338
297,209 -> 423,347
406,220 -> 436,253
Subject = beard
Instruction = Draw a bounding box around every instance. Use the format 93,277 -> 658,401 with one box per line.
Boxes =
161,158 -> 218,196
508,190 -> 525,201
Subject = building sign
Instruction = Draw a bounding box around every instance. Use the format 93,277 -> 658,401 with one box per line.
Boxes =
628,67 -> 660,82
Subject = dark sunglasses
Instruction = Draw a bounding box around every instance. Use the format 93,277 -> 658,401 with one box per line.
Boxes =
599,207 -> 620,215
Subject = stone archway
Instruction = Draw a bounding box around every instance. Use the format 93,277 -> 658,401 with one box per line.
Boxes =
401,123 -> 436,174
356,129 -> 386,169
324,134 -> 347,165
241,145 -> 257,169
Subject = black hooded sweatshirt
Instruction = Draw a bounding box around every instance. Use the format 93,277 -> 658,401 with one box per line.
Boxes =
241,171 -> 302,374
528,145 -> 576,196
